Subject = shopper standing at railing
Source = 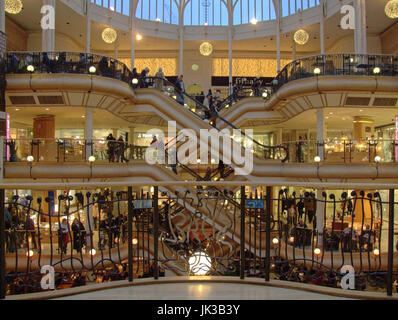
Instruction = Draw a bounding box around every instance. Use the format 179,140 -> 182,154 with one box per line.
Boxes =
155,67 -> 166,91
175,75 -> 185,105
116,136 -> 129,163
106,133 -> 116,162
140,67 -> 150,88
71,218 -> 86,253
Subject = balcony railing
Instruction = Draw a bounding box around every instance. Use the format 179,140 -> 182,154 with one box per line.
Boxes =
4,138 -> 397,164
6,51 -> 135,88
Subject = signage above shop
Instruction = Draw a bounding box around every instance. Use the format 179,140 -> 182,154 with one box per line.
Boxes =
211,76 -> 273,87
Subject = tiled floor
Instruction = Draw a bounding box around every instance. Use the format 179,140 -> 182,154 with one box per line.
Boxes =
55,282 -> 352,300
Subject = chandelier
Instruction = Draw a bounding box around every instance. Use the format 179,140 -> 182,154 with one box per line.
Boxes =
294,29 -> 309,45
101,27 -> 117,44
5,0 -> 23,14
385,0 -> 398,19
199,42 -> 213,56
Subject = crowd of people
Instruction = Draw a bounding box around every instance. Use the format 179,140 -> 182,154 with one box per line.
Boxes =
106,133 -> 129,163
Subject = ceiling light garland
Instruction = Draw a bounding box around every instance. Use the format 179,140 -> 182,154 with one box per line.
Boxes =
199,42 -> 213,56
102,27 -> 117,44
294,29 -> 309,45
5,0 -> 23,14
385,0 -> 398,18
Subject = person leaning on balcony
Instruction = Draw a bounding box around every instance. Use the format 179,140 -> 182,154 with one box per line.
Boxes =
175,75 -> 185,105
155,67 -> 166,91
140,67 -> 150,88
72,218 -> 86,253
116,136 -> 129,163
106,133 -> 116,162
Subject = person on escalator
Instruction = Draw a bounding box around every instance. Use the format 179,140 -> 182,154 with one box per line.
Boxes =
252,77 -> 261,97
175,75 -> 185,105
131,67 -> 139,88
218,160 -> 225,178
140,67 -> 150,88
198,91 -> 205,104
209,103 -> 218,127
155,67 -> 166,91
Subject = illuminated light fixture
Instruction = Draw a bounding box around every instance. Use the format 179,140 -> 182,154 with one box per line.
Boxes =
385,0 -> 398,19
188,251 -> 211,275
132,238 -> 138,245
136,34 -> 143,41
373,67 -> 381,74
314,156 -> 321,163
204,22 -> 208,26
272,237 -> 279,245
373,248 -> 380,256
250,17 -> 258,25
88,156 -> 96,162
314,248 -> 321,255
102,27 -> 117,44
155,17 -> 161,22
289,236 -> 295,243
199,42 -> 213,56
89,65 -> 96,73
294,29 -> 309,45
26,250 -> 34,257
314,67 -> 321,75
150,186 -> 154,193
132,78 -> 139,84
374,155 -> 381,163
109,6 -> 115,11
27,155 -> 34,162
15,108 -> 20,111
27,65 -> 34,72
192,64 -> 199,71
196,159 -> 201,164
5,0 -> 23,14
262,91 -> 268,98
211,158 -> 216,164
89,249 -> 96,255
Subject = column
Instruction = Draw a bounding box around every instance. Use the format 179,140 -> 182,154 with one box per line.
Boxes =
178,27 -> 183,76
354,0 -> 367,54
131,27 -> 135,69
128,127 -> 135,145
0,0 -> 5,33
86,6 -> 91,53
276,127 -> 283,145
84,108 -> 93,160
276,20 -> 281,72
292,38 -> 296,61
42,0 -> 55,52
316,189 -> 325,246
316,109 -> 326,160
320,0 -> 325,55
228,26 -> 233,94
115,39 -> 119,60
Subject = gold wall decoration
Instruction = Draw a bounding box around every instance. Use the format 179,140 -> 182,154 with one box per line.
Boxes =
294,29 -> 310,45
212,58 -> 291,77
102,27 -> 117,44
385,0 -> 398,18
118,58 -> 177,76
5,0 -> 23,14
199,42 -> 213,56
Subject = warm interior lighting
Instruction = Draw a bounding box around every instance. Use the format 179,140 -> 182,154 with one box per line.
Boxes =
89,66 -> 96,73
250,17 -> 258,25
373,67 -> 381,74
132,238 -> 138,245
89,249 -> 96,256
199,42 -> 213,56
26,250 -> 34,257
374,155 -> 381,163
262,91 -> 268,98
314,248 -> 321,255
27,65 -> 34,72
132,78 -> 139,84
5,0 -> 23,14
385,0 -> 398,19
314,156 -> 321,163
272,237 -> 279,245
88,156 -> 96,162
294,29 -> 309,45
314,67 -> 321,74
136,34 -> 143,41
102,27 -> 117,44
373,248 -> 380,256
188,251 -> 211,275
27,155 -> 34,162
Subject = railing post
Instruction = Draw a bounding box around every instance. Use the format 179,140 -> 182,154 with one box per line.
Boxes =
240,186 -> 246,280
153,186 -> 159,280
0,189 -> 5,299
387,189 -> 395,296
128,186 -> 133,282
265,186 -> 271,282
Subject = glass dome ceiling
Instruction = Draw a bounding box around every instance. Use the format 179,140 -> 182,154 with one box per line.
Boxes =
91,0 -> 320,25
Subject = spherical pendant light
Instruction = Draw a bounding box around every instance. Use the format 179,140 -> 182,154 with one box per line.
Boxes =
294,29 -> 309,45
199,42 -> 213,56
385,0 -> 398,19
5,0 -> 23,14
102,27 -> 117,44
